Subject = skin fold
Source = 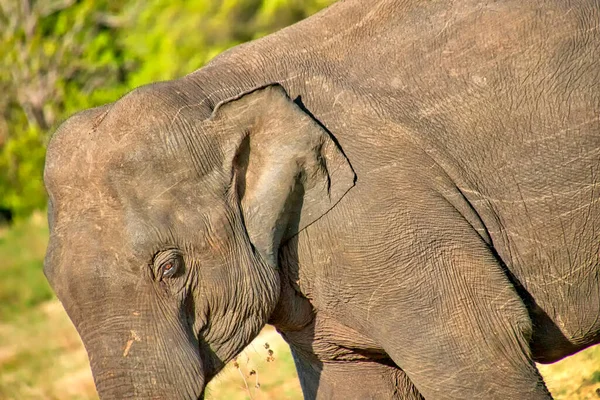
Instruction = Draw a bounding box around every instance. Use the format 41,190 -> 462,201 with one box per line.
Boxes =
44,0 -> 600,399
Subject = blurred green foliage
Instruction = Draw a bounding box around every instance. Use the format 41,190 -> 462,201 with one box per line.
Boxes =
0,0 -> 335,219
0,212 -> 50,320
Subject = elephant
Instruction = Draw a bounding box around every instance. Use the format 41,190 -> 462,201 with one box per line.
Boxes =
43,0 -> 600,399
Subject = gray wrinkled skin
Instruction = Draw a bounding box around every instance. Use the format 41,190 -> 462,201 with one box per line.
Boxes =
44,1 -> 600,399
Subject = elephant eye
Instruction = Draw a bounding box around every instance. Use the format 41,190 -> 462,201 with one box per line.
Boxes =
152,249 -> 183,281
162,261 -> 177,278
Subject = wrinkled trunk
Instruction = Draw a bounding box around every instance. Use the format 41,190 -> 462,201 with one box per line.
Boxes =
79,306 -> 205,400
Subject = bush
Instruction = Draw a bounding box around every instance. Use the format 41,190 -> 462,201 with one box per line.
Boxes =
0,124 -> 47,219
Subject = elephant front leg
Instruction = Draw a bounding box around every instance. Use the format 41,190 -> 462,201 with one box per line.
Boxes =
289,347 -> 423,400
367,229 -> 552,400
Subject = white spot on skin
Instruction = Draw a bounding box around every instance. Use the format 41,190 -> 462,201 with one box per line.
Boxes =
472,75 -> 487,86
122,330 -> 141,357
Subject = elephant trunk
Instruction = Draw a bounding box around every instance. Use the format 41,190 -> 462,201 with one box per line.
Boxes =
80,310 -> 205,400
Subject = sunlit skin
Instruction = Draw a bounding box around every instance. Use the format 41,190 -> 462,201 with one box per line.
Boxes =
44,1 -> 600,399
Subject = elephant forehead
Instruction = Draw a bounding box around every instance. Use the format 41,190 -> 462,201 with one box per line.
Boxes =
46,90 -> 224,203
99,80 -> 213,142
46,137 -> 226,220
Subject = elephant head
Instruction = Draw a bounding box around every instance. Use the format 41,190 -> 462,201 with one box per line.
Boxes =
43,83 -> 354,399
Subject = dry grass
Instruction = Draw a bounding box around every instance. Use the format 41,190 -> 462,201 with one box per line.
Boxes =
540,346 -> 600,399
0,302 -> 96,400
206,327 -> 302,400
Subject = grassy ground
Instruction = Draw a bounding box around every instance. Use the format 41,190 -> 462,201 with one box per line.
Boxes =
0,212 -> 53,322
1,214 -> 599,399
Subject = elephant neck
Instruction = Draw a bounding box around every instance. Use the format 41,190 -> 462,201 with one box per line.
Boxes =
268,250 -> 315,332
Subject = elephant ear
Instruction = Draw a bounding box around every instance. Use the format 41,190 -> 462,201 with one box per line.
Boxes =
210,84 -> 355,266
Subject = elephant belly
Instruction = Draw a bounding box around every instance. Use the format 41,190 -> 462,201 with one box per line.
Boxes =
489,208 -> 600,363
525,269 -> 600,363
